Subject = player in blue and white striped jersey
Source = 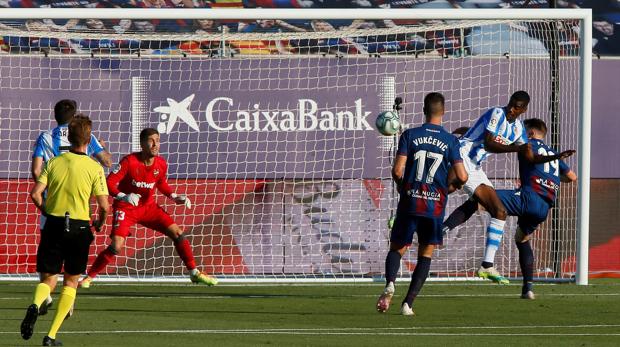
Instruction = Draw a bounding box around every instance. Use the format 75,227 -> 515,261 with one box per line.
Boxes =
31,100 -> 111,182
29,99 -> 111,317
443,91 -> 575,284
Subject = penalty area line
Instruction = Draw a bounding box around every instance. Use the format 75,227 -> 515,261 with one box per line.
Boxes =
0,330 -> 619,337
2,324 -> 620,335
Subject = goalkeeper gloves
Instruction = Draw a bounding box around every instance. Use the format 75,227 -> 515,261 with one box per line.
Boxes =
171,193 -> 192,209
116,192 -> 141,206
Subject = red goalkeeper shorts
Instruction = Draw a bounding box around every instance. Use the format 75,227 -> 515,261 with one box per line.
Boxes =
111,203 -> 175,238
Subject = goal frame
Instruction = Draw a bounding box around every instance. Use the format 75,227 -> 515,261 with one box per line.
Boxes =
0,8 -> 592,285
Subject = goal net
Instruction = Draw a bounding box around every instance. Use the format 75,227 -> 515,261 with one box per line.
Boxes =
0,9 -> 591,283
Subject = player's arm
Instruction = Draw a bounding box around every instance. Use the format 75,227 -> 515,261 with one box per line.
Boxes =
31,134 -> 47,181
157,161 -> 192,209
448,137 -> 467,192
518,144 -> 576,164
89,134 -> 112,168
391,154 -> 407,191
31,156 -> 44,181
559,159 -> 577,183
30,160 -> 49,213
561,170 -> 577,183
95,150 -> 112,168
450,163 -> 468,190
392,131 -> 410,192
92,167 -> 110,232
30,182 -> 47,214
483,131 -> 522,154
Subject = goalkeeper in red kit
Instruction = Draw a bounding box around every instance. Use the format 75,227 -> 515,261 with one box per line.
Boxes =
80,128 -> 218,287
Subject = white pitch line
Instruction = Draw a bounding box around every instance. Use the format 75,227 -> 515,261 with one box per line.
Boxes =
0,329 -> 619,336
2,324 -> 620,334
2,293 -> 620,300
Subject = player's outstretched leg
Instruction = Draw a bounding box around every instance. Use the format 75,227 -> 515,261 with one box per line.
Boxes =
81,244 -> 121,288
474,185 -> 509,285
168,228 -> 218,286
442,198 -> 478,236
190,269 -> 218,286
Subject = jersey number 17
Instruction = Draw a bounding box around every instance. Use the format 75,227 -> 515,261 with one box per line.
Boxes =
413,150 -> 443,184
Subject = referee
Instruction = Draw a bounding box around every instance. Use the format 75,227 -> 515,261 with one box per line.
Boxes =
22,114 -> 109,346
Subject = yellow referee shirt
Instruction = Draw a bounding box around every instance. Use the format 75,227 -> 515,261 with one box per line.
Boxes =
38,151 -> 108,221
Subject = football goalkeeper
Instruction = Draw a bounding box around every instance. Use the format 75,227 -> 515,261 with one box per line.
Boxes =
80,128 -> 218,287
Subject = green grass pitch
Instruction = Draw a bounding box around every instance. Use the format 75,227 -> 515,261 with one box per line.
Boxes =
3,279 -> 620,346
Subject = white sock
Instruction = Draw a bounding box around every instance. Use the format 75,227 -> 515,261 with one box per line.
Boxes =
190,268 -> 200,276
483,218 -> 506,264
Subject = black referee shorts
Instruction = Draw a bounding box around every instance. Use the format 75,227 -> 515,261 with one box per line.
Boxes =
36,215 -> 94,275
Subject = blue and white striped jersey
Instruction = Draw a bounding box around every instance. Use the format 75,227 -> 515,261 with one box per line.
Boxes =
32,124 -> 105,162
461,107 -> 528,165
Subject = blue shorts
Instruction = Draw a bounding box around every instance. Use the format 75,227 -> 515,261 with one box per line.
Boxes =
390,214 -> 443,246
496,189 -> 550,235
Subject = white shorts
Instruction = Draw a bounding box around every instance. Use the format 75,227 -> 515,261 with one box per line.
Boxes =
460,145 -> 493,198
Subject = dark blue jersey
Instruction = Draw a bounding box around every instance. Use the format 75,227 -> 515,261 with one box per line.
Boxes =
396,123 -> 462,218
519,139 -> 570,205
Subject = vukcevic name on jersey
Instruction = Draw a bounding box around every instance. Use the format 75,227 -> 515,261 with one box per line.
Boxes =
461,107 -> 528,165
32,124 -> 104,161
519,139 -> 570,204
396,123 -> 462,218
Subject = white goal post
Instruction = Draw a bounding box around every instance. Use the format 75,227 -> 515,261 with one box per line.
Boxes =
0,8 -> 591,284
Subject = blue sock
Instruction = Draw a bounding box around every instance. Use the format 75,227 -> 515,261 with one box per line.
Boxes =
403,256 -> 432,307
517,240 -> 534,293
385,250 -> 402,284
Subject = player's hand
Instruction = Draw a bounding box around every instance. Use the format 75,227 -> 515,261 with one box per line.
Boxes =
171,193 -> 192,209
117,192 -> 141,206
559,149 -> 576,160
92,219 -> 104,233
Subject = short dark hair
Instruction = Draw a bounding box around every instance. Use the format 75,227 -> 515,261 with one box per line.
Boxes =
509,91 -> 530,106
140,128 -> 159,144
524,118 -> 548,135
68,114 -> 92,147
54,99 -> 77,125
423,92 -> 445,117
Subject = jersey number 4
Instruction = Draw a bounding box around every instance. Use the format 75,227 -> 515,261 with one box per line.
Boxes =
414,150 -> 443,184
537,147 -> 559,176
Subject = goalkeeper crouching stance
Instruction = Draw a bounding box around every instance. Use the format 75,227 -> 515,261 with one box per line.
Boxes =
80,128 -> 217,288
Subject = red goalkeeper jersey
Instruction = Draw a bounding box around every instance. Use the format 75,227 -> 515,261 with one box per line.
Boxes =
107,153 -> 174,209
